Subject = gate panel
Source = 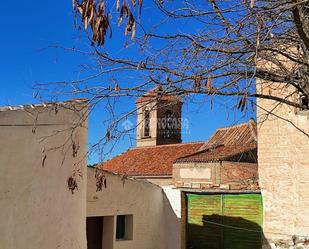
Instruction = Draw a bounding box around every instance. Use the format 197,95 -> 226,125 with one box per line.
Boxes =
185,193 -> 263,249
223,194 -> 263,249
187,194 -> 222,249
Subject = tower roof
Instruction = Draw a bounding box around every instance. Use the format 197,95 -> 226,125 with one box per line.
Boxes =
136,86 -> 182,104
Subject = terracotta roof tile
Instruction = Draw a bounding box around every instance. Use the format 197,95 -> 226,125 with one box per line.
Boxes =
99,120 -> 257,176
99,142 -> 204,176
176,120 -> 257,163
174,143 -> 257,163
198,119 -> 257,151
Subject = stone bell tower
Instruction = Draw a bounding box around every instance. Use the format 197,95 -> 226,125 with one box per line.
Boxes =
136,87 -> 182,147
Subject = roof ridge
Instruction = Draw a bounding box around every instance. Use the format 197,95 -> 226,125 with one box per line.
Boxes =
130,141 -> 206,150
174,147 -> 212,162
176,143 -> 250,162
215,121 -> 249,131
175,143 -> 257,163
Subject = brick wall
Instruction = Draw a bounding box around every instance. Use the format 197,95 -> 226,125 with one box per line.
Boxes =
221,161 -> 259,190
173,161 -> 258,190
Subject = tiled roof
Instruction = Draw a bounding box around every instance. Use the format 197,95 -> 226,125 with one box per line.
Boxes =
198,119 -> 257,151
136,86 -> 182,104
99,142 -> 204,176
174,143 -> 257,163
176,120 -> 257,163
99,120 -> 257,176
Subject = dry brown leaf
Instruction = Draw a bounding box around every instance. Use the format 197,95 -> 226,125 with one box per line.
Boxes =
125,13 -> 135,36
67,176 -> 78,194
115,82 -> 120,92
116,0 -> 121,11
237,94 -> 248,112
194,76 -> 201,92
77,5 -> 83,15
206,76 -> 213,92
131,22 -> 136,39
41,154 -> 47,168
95,169 -> 107,191
250,0 -> 254,8
118,16 -> 123,26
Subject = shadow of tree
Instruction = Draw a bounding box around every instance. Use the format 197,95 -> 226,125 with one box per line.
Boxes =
187,214 -> 271,249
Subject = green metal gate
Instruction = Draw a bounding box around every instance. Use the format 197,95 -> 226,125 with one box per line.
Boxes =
185,193 -> 263,249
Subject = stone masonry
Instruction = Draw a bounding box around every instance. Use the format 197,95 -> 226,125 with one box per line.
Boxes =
257,82 -> 309,249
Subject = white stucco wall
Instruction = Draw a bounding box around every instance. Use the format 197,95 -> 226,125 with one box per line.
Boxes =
162,186 -> 182,249
0,102 -> 88,249
87,168 -> 180,249
162,186 -> 181,219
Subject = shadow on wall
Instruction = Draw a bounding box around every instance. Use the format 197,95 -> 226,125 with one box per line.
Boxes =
187,214 -> 271,249
163,193 -> 182,249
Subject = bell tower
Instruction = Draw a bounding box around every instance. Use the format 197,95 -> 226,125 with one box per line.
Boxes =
136,87 -> 182,147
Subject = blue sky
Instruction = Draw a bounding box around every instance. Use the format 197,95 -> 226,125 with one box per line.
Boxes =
0,1 -> 254,164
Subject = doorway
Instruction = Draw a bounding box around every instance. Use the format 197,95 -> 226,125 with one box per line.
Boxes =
86,216 -> 103,249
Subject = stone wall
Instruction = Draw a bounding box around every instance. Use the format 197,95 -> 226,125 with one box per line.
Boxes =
257,81 -> 309,248
0,102 -> 88,249
264,236 -> 309,249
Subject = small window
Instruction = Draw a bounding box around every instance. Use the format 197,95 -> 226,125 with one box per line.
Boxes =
164,110 -> 173,138
116,215 -> 133,241
144,110 -> 150,137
